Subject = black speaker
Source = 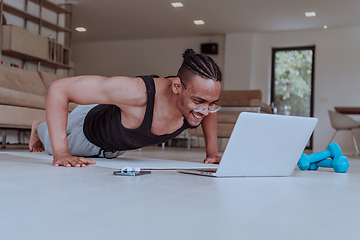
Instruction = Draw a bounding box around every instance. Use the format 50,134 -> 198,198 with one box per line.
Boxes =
201,43 -> 218,55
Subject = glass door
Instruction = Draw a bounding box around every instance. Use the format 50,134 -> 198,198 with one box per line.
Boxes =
271,46 -> 315,149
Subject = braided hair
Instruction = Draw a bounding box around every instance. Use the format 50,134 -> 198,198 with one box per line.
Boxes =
177,49 -> 222,84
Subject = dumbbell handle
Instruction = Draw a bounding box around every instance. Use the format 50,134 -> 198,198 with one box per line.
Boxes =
307,150 -> 334,162
313,158 -> 333,168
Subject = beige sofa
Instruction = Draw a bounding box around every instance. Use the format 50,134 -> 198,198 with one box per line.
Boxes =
0,65 -> 74,148
187,89 -> 272,150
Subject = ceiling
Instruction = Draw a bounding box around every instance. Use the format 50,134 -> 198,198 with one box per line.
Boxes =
69,0 -> 360,43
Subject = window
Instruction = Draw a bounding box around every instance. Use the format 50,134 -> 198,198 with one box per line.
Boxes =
271,46 -> 315,148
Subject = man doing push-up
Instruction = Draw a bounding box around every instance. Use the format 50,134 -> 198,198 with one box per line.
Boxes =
29,49 -> 222,167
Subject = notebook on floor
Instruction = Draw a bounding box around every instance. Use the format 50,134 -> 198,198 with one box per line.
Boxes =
178,112 -> 318,177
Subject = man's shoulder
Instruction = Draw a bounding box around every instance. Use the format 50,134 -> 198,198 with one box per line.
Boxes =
109,76 -> 146,89
108,76 -> 142,83
108,76 -> 147,106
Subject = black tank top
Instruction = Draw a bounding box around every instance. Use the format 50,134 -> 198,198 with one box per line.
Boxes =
83,75 -> 190,151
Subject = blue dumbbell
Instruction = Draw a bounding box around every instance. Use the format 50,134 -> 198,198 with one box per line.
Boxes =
297,142 -> 343,171
308,156 -> 349,173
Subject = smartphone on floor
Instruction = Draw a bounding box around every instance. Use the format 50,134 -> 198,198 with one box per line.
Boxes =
113,170 -> 151,176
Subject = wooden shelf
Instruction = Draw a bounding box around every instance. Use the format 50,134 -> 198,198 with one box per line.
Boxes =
28,0 -> 71,14
2,25 -> 72,69
2,25 -> 48,59
63,47 -> 70,65
2,50 -> 73,69
0,0 -> 73,71
3,3 -> 40,24
3,3 -> 71,32
42,18 -> 71,32
43,59 -> 73,69
2,49 -> 41,62
0,0 -> 73,73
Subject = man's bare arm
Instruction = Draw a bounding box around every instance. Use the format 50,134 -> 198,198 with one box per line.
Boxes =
201,112 -> 222,164
45,75 -> 145,167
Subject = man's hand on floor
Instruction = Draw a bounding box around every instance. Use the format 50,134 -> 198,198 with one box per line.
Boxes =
204,156 -> 222,164
53,153 -> 96,167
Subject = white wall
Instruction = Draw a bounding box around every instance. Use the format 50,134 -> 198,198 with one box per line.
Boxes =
71,26 -> 360,153
223,33 -> 254,90
72,36 -> 225,80
226,26 -> 360,152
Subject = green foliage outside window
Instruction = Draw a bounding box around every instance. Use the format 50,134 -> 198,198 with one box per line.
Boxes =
274,50 -> 313,117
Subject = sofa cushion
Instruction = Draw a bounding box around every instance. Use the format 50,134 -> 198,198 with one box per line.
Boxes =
249,99 -> 272,111
0,105 -> 46,128
38,71 -> 77,112
217,123 -> 235,137
0,87 -> 45,109
217,114 -> 239,123
219,90 -> 262,106
0,65 -> 46,96
187,122 -> 234,138
38,71 -> 64,87
0,86 -> 77,111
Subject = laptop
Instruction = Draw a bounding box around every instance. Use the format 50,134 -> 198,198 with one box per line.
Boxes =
178,112 -> 318,177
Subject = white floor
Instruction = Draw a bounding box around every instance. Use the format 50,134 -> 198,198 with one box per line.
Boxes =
1,147 -> 360,240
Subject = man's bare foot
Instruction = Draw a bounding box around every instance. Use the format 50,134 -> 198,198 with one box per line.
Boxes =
29,120 -> 45,152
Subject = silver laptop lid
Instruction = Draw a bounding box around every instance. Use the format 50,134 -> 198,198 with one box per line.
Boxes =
215,112 -> 318,177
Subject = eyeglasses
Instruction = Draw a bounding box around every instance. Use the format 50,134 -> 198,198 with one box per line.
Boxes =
181,81 -> 221,113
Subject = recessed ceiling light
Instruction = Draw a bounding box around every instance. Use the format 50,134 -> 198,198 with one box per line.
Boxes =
194,20 -> 204,25
75,27 -> 87,32
323,25 -> 328,29
305,11 -> 316,17
171,2 -> 183,8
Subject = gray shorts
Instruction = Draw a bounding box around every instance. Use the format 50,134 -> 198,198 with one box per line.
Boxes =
37,104 -> 126,159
